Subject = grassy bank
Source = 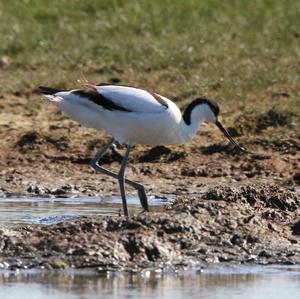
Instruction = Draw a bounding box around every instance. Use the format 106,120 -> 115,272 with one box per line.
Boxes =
0,1 -> 299,91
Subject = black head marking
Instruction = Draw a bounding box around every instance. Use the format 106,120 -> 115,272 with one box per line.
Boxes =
182,97 -> 220,125
72,89 -> 132,112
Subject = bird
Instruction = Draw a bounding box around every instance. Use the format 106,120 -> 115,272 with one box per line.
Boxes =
39,83 -> 246,217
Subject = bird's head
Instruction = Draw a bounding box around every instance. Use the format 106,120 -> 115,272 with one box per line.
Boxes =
183,97 -> 247,152
205,98 -> 247,152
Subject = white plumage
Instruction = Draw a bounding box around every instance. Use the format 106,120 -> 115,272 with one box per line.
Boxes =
43,84 -> 189,145
98,85 -> 167,112
40,83 -> 246,216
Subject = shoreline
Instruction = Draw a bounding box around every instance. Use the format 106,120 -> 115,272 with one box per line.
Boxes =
0,183 -> 299,271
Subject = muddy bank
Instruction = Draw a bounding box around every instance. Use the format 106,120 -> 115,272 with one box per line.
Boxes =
0,184 -> 299,271
0,91 -> 299,271
1,136 -> 299,200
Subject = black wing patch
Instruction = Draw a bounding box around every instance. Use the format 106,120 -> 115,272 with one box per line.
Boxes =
84,84 -> 169,110
39,86 -> 66,95
72,89 -> 132,112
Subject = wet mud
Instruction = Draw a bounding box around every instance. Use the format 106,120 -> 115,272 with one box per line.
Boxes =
0,184 -> 299,270
0,93 -> 299,271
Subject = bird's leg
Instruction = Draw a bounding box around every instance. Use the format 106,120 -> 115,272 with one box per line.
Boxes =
117,143 -> 132,217
91,137 -> 116,165
91,139 -> 149,214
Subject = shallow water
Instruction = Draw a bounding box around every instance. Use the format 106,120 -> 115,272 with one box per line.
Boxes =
0,195 -> 170,227
0,266 -> 300,299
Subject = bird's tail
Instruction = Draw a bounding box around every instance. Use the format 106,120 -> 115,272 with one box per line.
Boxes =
39,86 -> 66,95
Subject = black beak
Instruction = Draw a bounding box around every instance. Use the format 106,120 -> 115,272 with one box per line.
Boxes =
215,120 -> 247,153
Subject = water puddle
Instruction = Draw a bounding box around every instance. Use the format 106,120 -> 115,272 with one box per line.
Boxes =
0,265 -> 300,299
0,195 -> 171,227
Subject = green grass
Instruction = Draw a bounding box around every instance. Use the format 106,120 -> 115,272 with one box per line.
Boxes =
0,0 -> 299,119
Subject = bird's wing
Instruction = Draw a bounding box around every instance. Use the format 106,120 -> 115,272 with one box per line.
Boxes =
40,84 -> 170,113
94,85 -> 169,113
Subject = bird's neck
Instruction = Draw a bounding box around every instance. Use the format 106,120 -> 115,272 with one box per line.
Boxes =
179,103 -> 210,142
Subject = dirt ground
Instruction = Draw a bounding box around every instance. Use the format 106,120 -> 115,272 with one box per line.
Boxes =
0,91 -> 299,270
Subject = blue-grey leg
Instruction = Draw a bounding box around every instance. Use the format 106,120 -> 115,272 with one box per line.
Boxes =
91,137 -> 115,163
117,143 -> 132,216
90,138 -> 149,215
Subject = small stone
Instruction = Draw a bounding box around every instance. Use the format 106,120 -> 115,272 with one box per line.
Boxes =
50,188 -> 67,196
291,221 -> 300,235
27,185 -> 45,195
197,248 -> 209,254
246,235 -> 259,244
230,234 -> 245,246
258,250 -> 272,258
